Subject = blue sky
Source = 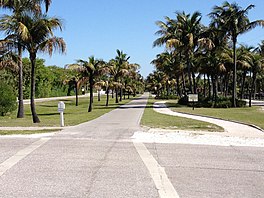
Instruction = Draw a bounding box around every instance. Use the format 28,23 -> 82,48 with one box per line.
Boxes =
37,0 -> 264,77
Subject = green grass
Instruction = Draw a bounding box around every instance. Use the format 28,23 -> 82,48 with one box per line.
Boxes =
141,98 -> 224,132
166,102 -> 264,130
0,129 -> 60,135
0,95 -> 135,127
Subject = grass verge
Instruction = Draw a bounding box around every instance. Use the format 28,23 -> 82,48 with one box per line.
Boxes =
0,95 -> 136,127
166,102 -> 264,130
141,98 -> 224,132
0,129 -> 60,136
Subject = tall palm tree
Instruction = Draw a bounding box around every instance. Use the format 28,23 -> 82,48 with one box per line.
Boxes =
209,1 -> 264,107
0,0 -> 52,118
21,14 -> 66,123
76,57 -> 105,112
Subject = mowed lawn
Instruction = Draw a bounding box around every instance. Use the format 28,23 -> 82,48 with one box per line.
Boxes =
0,95 -> 135,127
141,98 -> 224,132
166,101 -> 264,130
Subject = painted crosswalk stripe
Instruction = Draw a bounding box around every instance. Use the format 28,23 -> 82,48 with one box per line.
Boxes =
0,138 -> 50,177
133,141 -> 180,198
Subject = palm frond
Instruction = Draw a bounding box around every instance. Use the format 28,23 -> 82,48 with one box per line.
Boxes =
40,37 -> 66,56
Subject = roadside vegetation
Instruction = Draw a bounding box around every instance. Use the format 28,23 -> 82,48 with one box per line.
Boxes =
141,97 -> 224,132
0,129 -> 60,136
147,2 -> 264,109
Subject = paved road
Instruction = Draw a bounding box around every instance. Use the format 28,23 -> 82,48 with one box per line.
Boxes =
1,93 -> 264,198
245,99 -> 264,106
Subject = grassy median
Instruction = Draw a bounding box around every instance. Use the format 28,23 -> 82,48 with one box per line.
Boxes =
166,101 -> 264,130
0,129 -> 60,135
141,98 -> 224,132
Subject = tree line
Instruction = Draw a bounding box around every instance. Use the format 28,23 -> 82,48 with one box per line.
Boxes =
147,1 -> 264,108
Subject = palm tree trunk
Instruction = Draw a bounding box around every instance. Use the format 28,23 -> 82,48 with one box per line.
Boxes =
232,37 -> 237,107
182,72 -> 186,95
105,87 -> 109,106
30,52 -> 40,123
203,74 -> 206,97
240,70 -> 246,99
75,81 -> 78,106
17,44 -> 24,118
187,59 -> 193,93
88,77 -> 93,112
98,89 -> 101,101
252,71 -> 257,100
212,74 -> 217,102
192,71 -> 196,94
115,87 -> 119,103
123,89 -> 126,100
119,87 -> 122,102
208,74 -> 211,98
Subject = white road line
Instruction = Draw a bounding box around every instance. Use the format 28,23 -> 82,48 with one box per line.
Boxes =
0,138 -> 50,177
133,141 -> 180,198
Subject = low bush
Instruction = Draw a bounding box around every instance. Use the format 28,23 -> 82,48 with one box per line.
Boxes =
178,95 -> 189,105
0,83 -> 17,116
155,94 -> 180,100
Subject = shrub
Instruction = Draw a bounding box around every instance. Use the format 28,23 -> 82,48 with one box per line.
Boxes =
0,83 -> 17,116
236,98 -> 246,107
155,94 -> 180,100
178,95 -> 189,105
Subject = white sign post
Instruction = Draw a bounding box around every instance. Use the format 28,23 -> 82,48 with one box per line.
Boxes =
188,94 -> 198,110
58,101 -> 65,127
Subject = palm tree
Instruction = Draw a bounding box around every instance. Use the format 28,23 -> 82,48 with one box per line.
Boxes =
123,63 -> 140,99
0,39 -> 17,70
76,57 -> 105,112
0,0 -> 52,118
209,1 -> 264,107
0,0 -> 52,13
107,50 -> 130,103
21,14 -> 66,123
154,12 -> 212,94
104,80 -> 115,107
235,45 -> 254,99
248,44 -> 264,106
197,25 -> 227,100
63,65 -> 85,106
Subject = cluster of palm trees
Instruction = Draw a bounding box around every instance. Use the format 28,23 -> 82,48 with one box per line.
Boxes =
149,1 -> 264,107
0,0 -> 66,123
65,49 -> 144,112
